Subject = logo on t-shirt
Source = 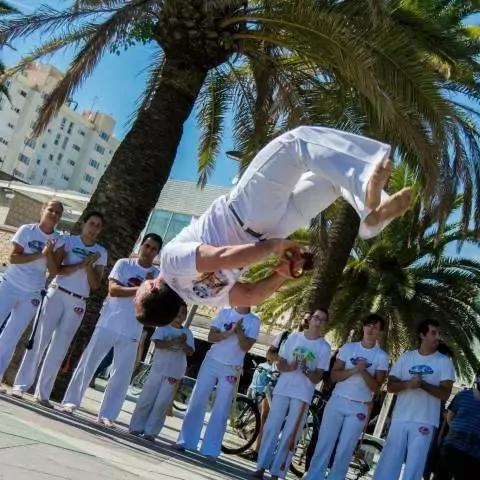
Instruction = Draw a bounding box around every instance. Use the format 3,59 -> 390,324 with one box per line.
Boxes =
28,240 -> 45,253
72,247 -> 93,259
409,364 -> 434,376
350,356 -> 372,368
127,276 -> 143,287
357,412 -> 366,421
226,375 -> 237,384
418,426 -> 430,435
192,271 -> 229,299
224,322 -> 235,331
292,346 -> 316,366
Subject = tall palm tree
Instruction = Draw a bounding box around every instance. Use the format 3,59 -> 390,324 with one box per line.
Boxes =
254,165 -> 480,378
0,1 -> 19,99
0,0 -> 478,396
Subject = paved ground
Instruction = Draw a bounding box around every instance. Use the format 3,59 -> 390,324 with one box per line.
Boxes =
0,383 -> 260,480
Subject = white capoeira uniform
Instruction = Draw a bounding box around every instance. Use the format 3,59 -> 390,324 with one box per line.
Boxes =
373,350 -> 455,480
129,325 -> 195,438
177,308 -> 260,458
257,332 -> 331,478
305,341 -> 389,480
61,257 -> 159,420
161,126 -> 392,308
0,224 -> 63,382
12,235 -> 107,400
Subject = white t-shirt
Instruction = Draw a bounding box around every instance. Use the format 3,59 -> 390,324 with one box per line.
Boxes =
390,349 -> 456,427
274,332 -> 331,404
160,195 -> 254,307
4,223 -> 64,292
207,308 -> 261,367
97,258 -> 160,340
55,235 -> 108,297
333,342 -> 390,402
151,325 -> 195,379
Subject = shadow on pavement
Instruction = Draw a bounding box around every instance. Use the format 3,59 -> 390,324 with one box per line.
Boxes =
0,394 -> 254,480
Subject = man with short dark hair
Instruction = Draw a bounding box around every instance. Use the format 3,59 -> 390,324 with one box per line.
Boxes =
59,233 -> 165,427
373,320 -> 455,480
134,127 -> 413,327
305,313 -> 389,480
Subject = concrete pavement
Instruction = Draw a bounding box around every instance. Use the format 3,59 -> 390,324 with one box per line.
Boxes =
0,384 -> 259,480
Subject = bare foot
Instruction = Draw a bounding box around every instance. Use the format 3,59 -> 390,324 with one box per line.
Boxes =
365,158 -> 392,209
365,187 -> 413,227
251,469 -> 265,479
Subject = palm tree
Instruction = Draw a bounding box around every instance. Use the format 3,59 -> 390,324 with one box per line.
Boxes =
0,0 -> 478,396
254,165 -> 480,378
0,1 -> 19,99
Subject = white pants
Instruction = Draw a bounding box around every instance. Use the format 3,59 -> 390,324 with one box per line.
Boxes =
372,419 -> 435,480
257,394 -> 309,479
177,355 -> 239,458
129,363 -> 179,437
0,279 -> 42,379
62,326 -> 138,421
229,126 -> 391,240
305,395 -> 369,480
13,287 -> 85,399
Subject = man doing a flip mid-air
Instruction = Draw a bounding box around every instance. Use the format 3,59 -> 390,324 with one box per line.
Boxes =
134,126 -> 413,326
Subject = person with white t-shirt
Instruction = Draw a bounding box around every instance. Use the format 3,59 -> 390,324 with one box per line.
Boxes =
129,303 -> 193,440
0,199 -> 64,394
252,309 -> 331,480
373,319 -> 455,480
11,211 -> 107,405
176,307 -> 260,459
305,314 -> 389,480
132,127 -> 413,327
59,233 -> 162,427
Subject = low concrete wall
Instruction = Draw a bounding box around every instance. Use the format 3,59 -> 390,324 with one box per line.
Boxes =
0,225 -> 16,266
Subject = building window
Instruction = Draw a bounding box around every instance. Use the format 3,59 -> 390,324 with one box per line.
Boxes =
72,144 -> 81,152
42,168 -> 48,176
79,188 -> 89,194
19,90 -> 27,97
18,153 -> 30,165
60,117 -> 66,130
99,131 -> 110,141
84,173 -> 94,184
54,133 -> 61,145
56,153 -> 63,165
7,123 -> 14,129
12,168 -> 24,179
94,144 -> 105,155
42,143 -> 47,149
24,138 -> 36,149
41,92 -> 49,100
13,107 -> 20,113
68,159 -> 75,166
67,122 -> 74,135
49,154 -> 53,161
36,105 -> 41,113
89,159 -> 100,169
0,137 -> 8,146
36,159 -> 41,165
78,129 -> 85,136
61,137 -> 69,149
62,174 -> 70,182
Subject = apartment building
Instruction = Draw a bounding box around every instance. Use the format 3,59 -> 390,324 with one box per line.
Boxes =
0,63 -> 120,194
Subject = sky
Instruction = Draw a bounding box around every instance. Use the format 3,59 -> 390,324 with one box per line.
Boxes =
2,1 -> 479,259
4,0 -> 239,187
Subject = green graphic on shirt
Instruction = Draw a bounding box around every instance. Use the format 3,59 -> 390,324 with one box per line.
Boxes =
72,247 -> 94,259
292,346 -> 316,364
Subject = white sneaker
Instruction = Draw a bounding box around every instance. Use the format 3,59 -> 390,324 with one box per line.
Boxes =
11,388 -> 23,398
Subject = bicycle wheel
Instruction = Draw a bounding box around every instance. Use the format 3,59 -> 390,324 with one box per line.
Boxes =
289,409 -> 319,478
347,438 -> 383,480
221,395 -> 260,455
129,363 -> 151,397
173,376 -> 196,412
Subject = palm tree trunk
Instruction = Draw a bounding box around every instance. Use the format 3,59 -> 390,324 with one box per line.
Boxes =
49,58 -> 208,401
306,200 -> 360,312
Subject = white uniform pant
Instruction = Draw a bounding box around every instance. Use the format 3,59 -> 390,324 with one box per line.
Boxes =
372,419 -> 435,480
0,279 -> 42,379
305,395 -> 369,480
229,126 -> 391,240
177,355 -> 239,458
257,394 -> 309,479
13,288 -> 85,399
62,326 -> 138,421
129,363 -> 179,437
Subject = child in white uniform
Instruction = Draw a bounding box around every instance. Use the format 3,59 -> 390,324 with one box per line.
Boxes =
0,200 -> 64,393
177,307 -> 260,458
129,303 -> 193,440
59,234 -> 162,426
373,320 -> 455,480
305,314 -> 389,480
12,212 -> 107,405
253,309 -> 331,480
